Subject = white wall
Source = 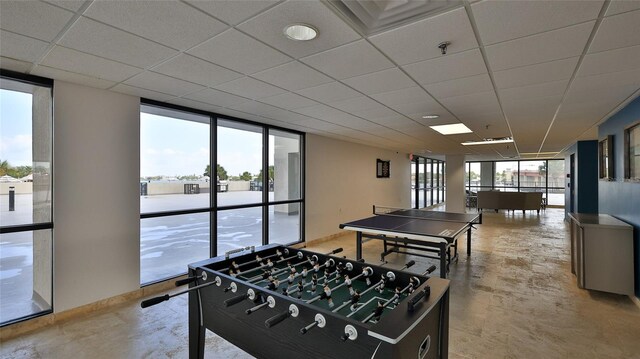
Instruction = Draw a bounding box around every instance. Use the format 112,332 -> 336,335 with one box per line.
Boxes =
445,155 -> 466,213
53,82 -> 140,312
305,134 -> 410,240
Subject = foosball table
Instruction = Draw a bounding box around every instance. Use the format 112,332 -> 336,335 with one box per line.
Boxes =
142,244 -> 450,359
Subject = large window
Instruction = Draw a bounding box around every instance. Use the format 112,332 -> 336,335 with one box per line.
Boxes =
466,159 -> 565,207
0,74 -> 53,325
410,156 -> 445,208
624,122 -> 639,181
140,103 -> 304,285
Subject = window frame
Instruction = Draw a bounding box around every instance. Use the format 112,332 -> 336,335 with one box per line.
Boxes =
624,121 -> 640,181
599,135 -> 614,180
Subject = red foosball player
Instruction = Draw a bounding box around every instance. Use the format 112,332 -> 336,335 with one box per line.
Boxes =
372,301 -> 384,321
320,283 -> 334,308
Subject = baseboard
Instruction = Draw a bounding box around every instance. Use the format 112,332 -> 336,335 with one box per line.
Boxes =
0,276 -> 182,341
631,295 -> 640,309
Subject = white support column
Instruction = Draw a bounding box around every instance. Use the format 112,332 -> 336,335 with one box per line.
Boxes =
445,155 -> 466,213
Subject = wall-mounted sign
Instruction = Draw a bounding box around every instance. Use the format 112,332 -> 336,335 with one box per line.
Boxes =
377,159 -> 390,178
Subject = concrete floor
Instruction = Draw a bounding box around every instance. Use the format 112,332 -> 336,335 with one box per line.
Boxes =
1,208 -> 639,358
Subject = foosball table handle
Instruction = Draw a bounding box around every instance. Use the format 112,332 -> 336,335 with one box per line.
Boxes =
141,294 -> 169,308
407,286 -> 431,312
265,304 -> 299,328
422,265 -> 437,276
224,293 -> 247,307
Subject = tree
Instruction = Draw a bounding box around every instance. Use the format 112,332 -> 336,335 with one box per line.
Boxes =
239,171 -> 252,181
256,166 -> 274,182
0,159 -> 9,176
204,164 -> 228,180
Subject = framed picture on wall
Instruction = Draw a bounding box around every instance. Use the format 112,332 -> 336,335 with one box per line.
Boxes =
376,159 -> 390,178
624,121 -> 640,181
599,135 -> 614,180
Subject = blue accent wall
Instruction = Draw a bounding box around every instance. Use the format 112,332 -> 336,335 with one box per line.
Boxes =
564,140 -> 599,220
598,96 -> 640,298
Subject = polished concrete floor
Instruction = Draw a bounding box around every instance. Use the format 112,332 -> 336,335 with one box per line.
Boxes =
1,208 -> 639,358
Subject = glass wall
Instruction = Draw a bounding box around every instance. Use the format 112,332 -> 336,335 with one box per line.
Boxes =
0,75 -> 53,325
410,156 -> 445,208
140,103 -> 304,285
466,159 -> 565,207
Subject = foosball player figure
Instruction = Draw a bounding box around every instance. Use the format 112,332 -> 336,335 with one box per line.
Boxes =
229,268 -> 237,277
255,255 -> 263,266
276,249 -> 284,261
261,269 -> 271,280
267,278 -> 280,291
282,285 -> 289,297
266,258 -> 274,270
372,301 -> 384,321
364,268 -> 372,286
287,272 -> 296,285
393,287 -> 401,305
301,267 -> 308,281
344,274 -> 354,295
324,268 -> 331,284
320,283 -> 334,308
334,263 -> 344,283
307,255 -> 316,266
378,274 -> 388,293
231,261 -> 240,270
297,280 -> 304,299
310,273 -> 318,294
313,262 -> 320,273
287,260 -> 293,271
408,277 -> 418,294
350,290 -> 362,311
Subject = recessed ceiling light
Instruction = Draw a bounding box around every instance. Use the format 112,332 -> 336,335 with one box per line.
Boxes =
283,24 -> 318,41
422,114 -> 439,119
430,123 -> 472,135
461,137 -> 514,146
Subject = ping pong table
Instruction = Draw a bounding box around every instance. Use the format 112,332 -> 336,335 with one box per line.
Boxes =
339,206 -> 482,278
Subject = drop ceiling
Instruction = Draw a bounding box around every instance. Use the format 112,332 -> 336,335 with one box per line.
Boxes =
1,0 -> 639,160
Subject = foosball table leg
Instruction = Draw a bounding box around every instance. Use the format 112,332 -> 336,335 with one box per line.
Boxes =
189,286 -> 205,359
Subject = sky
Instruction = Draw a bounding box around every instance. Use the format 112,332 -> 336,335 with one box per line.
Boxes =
0,89 -> 33,167
1,87 -> 282,178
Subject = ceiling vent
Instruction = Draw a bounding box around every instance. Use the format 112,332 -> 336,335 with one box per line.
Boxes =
326,0 -> 463,36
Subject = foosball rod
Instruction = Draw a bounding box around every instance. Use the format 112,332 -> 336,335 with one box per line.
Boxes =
141,280 -> 218,308
361,294 -> 398,324
246,248 -> 342,282
225,249 -> 287,273
306,266 -> 371,304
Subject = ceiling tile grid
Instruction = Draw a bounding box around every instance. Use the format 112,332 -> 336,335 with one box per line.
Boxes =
300,40 -> 395,79
0,1 -> 74,42
151,54 -> 243,88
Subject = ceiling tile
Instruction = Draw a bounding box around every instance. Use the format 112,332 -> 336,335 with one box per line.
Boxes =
0,1 -> 73,41
84,1 -> 228,51
59,17 -> 177,68
342,68 -> 415,95
389,99 -> 448,117
111,84 -> 174,102
589,9 -> 640,53
295,81 -> 362,103
0,57 -> 32,73
328,96 -> 384,114
472,0 -> 602,45
214,76 -> 287,99
188,29 -> 291,75
579,44 -> 640,77
43,1 -> 85,12
185,0 -> 279,26
499,80 -> 569,103
228,100 -> 291,119
493,57 -> 580,89
485,21 -> 595,71
0,30 -> 49,63
605,0 -> 640,16
32,65 -> 116,89
440,90 -> 501,116
258,92 -> 319,110
369,7 -> 477,65
237,0 -> 361,58
425,74 -> 493,100
252,61 -> 332,91
124,71 -> 205,97
41,46 -> 142,83
185,88 -> 250,108
569,68 -> 640,95
300,40 -> 394,79
458,111 -> 509,138
402,48 -> 487,84
370,86 -> 434,106
351,105 -> 399,120
152,54 -> 242,87
370,115 -> 420,129
166,97 -> 224,114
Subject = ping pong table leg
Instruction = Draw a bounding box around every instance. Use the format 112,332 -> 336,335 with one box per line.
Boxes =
356,231 -> 363,261
439,243 -> 447,279
467,228 -> 472,256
